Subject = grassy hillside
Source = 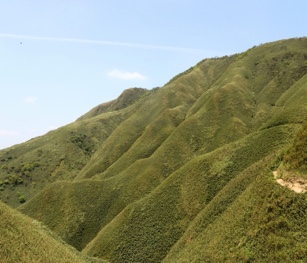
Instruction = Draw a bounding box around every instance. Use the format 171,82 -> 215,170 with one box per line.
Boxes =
1,37 -> 307,262
77,87 -> 149,121
282,122 -> 307,175
0,90 -> 137,207
82,125 -> 300,262
0,201 -> 106,263
163,162 -> 307,263
18,179 -> 133,251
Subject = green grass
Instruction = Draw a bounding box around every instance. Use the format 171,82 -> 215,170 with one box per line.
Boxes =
0,100 -> 132,207
18,179 -> 131,251
82,124 -> 298,262
0,201 -> 106,263
77,87 -> 149,121
163,163 -> 307,263
1,37 -> 307,262
282,122 -> 307,174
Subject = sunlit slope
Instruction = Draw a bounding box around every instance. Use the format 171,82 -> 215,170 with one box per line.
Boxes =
18,56 -> 235,251
82,125 -> 300,262
0,88 -> 143,207
77,38 -> 307,182
163,154 -> 307,262
77,88 -> 148,121
275,121 -> 307,182
18,179 -> 133,251
76,57 -> 234,180
0,201 -> 106,263
282,122 -> 307,175
3,38 -> 307,262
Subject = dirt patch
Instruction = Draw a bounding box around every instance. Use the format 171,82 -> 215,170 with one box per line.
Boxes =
273,171 -> 307,193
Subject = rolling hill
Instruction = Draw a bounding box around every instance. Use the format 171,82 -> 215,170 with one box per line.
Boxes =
1,37 -> 307,262
0,200 -> 106,263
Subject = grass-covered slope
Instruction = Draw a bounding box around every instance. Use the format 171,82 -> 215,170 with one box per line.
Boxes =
0,90 -> 136,207
0,201 -> 106,263
282,122 -> 307,175
1,37 -> 307,262
18,179 -> 133,251
163,163 -> 307,263
76,56 -> 234,180
82,125 -> 300,262
77,87 -> 149,121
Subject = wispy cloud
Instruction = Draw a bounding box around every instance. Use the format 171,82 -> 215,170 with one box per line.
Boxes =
25,96 -> 38,104
0,33 -> 203,53
108,69 -> 146,80
0,129 -> 19,137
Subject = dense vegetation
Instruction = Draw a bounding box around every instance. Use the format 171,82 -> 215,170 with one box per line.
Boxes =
1,37 -> 307,262
283,122 -> 307,175
0,201 -> 106,263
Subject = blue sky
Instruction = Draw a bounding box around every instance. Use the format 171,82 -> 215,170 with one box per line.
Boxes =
0,0 -> 306,149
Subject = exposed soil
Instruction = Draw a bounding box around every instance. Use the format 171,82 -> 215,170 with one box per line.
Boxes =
273,171 -> 307,193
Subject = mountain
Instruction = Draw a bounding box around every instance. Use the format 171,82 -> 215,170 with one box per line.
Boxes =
0,200 -> 106,263
1,37 -> 307,262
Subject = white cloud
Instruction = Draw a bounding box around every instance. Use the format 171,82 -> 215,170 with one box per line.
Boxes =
0,129 -> 19,137
108,69 -> 146,80
25,96 -> 38,104
0,33 -> 203,53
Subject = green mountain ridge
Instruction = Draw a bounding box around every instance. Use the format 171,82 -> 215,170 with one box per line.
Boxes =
1,37 -> 307,262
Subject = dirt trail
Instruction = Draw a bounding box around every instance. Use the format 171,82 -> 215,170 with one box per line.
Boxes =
273,171 -> 307,193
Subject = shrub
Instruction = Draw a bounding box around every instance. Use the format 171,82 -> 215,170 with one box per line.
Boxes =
18,195 -> 26,204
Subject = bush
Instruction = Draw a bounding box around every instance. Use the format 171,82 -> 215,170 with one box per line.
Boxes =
18,195 -> 26,204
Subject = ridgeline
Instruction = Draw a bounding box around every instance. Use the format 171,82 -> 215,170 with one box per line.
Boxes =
1,37 -> 307,262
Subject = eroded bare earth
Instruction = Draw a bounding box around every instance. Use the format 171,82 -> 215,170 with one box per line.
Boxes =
273,171 -> 307,193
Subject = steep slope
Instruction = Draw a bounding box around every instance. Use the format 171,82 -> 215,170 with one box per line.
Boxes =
75,56 -> 234,180
81,125 -> 300,262
281,121 -> 307,176
163,125 -> 307,263
163,163 -> 307,263
1,37 -> 307,262
0,201 -> 106,263
272,122 -> 307,193
77,87 -> 149,121
0,89 -> 138,207
18,179 -> 130,251
17,56 -> 235,251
